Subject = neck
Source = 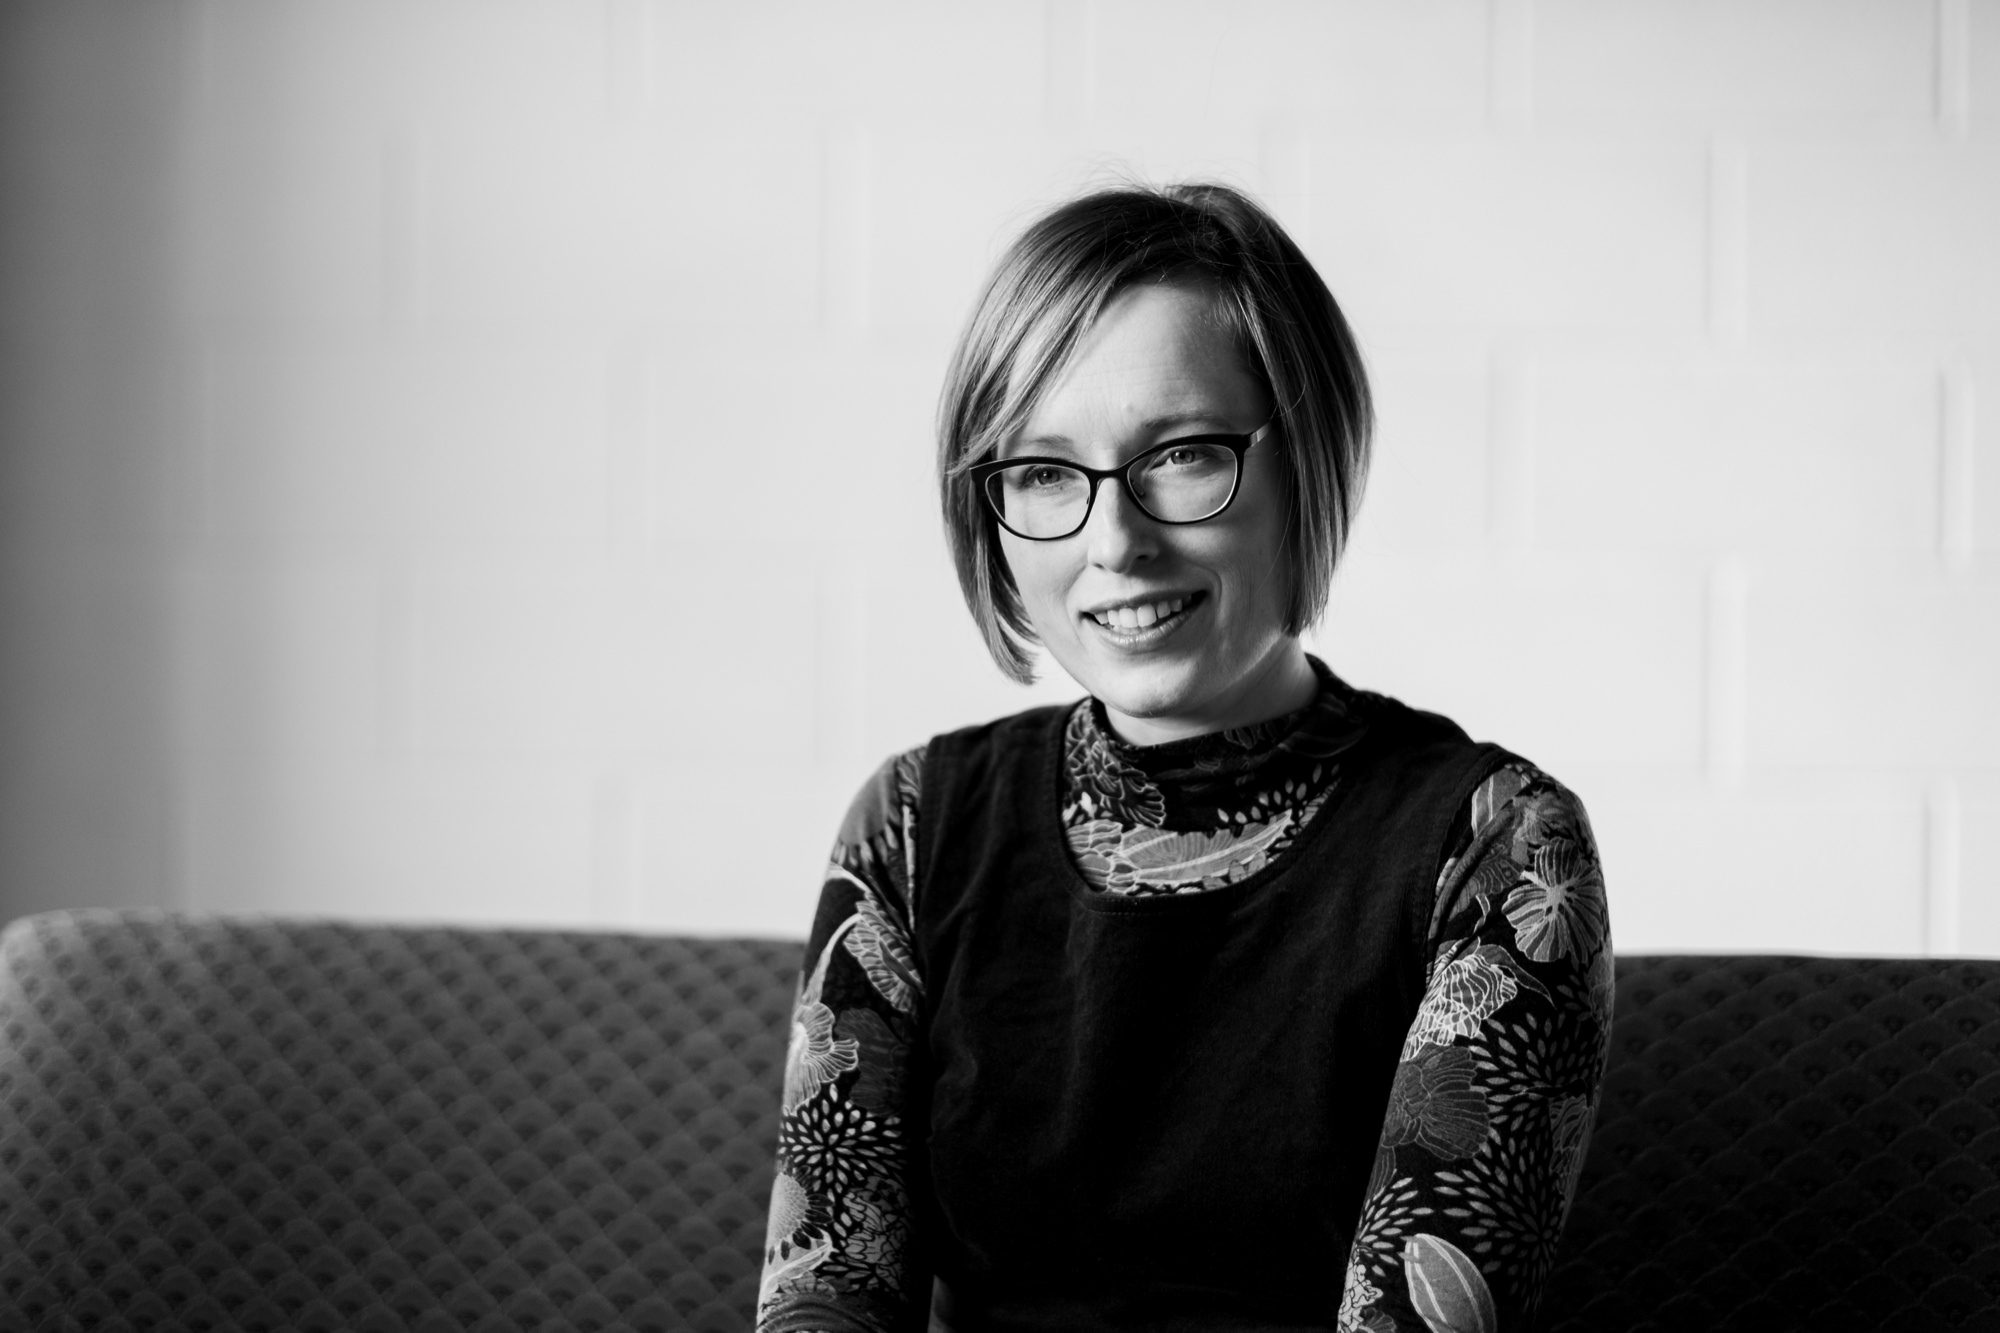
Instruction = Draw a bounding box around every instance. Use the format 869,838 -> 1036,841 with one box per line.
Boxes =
1103,642 -> 1320,746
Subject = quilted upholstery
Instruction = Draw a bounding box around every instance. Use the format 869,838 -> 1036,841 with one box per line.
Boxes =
1543,954 -> 2000,1332
0,912 -> 798,1333
7,919 -> 1999,1331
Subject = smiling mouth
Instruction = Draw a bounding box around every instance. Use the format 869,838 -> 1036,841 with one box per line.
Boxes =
1087,591 -> 1206,632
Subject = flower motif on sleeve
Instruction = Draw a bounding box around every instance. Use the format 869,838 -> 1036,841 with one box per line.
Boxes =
1468,766 -> 1528,833
784,999 -> 859,1113
832,866 -> 920,1014
778,1088 -> 903,1196
1503,839 -> 1608,963
757,1226 -> 833,1312
763,751 -> 929,1332
1550,1093 -> 1594,1213
1404,943 -> 1548,1057
1404,1233 -> 1498,1333
837,1188 -> 911,1277
1382,1046 -> 1491,1161
783,907 -> 864,1113
1338,1255 -> 1386,1333
764,1169 -> 829,1255
760,1169 -> 835,1309
1507,786 -> 1586,862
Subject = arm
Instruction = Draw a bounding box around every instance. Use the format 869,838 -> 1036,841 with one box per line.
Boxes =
758,748 -> 930,1333
1339,764 -> 1614,1333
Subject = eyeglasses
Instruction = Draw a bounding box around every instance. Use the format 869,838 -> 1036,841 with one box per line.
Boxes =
970,421 -> 1274,541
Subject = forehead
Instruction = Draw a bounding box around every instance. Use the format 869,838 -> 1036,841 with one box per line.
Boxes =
1016,281 -> 1263,444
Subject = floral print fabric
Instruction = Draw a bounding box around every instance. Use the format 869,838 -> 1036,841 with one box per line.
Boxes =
1061,660 -> 1368,894
1346,762 -> 1612,1331
758,676 -> 1611,1332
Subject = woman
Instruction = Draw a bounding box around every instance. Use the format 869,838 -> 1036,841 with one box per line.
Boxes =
758,182 -> 1612,1333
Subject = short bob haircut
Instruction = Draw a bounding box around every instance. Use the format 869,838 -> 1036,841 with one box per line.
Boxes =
938,181 -> 1373,684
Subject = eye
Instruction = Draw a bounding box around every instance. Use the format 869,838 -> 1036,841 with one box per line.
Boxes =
997,462 -> 1083,496
1145,440 -> 1232,472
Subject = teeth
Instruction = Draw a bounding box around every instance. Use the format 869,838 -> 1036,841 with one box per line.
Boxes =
1091,595 -> 1191,630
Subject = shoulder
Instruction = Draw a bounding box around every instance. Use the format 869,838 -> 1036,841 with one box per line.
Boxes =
914,700 -> 1084,806
1456,761 -> 1599,872
830,703 -> 1080,921
1339,679 -> 1595,880
835,700 -> 1083,842
834,745 -> 927,852
822,746 -> 931,937
1346,684 -> 1480,751
1430,759 -> 1608,960
1339,686 -> 1523,825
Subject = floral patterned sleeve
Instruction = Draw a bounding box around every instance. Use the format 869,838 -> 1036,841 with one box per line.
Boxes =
757,747 -> 929,1333
1339,763 -> 1614,1333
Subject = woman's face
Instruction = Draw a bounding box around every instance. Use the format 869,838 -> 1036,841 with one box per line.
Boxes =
997,281 -> 1316,745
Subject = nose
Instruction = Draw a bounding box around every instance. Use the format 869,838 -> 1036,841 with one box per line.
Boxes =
1082,473 -> 1160,572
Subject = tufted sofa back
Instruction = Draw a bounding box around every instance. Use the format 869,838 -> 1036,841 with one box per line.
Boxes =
0,912 -> 795,1332
1542,953 -> 2000,1331
1,913 -> 1997,1330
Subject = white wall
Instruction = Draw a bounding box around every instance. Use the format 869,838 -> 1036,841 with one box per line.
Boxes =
1,0 -> 1995,952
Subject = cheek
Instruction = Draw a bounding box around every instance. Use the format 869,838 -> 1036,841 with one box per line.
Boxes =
1207,523 -> 1292,631
1227,486 -> 1293,601
998,541 -> 1072,628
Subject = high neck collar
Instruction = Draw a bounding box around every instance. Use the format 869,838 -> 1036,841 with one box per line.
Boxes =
1057,656 -> 1372,893
1062,656 -> 1369,833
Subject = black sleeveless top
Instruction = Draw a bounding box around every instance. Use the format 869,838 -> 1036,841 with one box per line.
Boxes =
914,694 -> 1513,1331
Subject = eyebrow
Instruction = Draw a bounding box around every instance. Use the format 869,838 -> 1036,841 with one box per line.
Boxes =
1016,410 -> 1236,452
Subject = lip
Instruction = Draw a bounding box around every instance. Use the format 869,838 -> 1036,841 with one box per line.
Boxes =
1079,590 -> 1207,648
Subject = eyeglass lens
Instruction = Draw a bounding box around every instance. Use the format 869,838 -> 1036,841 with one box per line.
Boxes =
986,442 -> 1239,539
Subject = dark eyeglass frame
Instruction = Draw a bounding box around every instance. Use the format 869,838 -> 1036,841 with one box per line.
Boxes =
969,420 -> 1276,541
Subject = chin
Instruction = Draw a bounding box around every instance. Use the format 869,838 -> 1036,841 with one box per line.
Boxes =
1074,655 -> 1213,727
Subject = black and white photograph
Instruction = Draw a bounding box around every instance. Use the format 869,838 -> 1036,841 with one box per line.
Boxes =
2,3 -> 1996,1329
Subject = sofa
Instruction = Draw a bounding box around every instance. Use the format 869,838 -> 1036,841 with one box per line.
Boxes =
0,911 -> 1994,1331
